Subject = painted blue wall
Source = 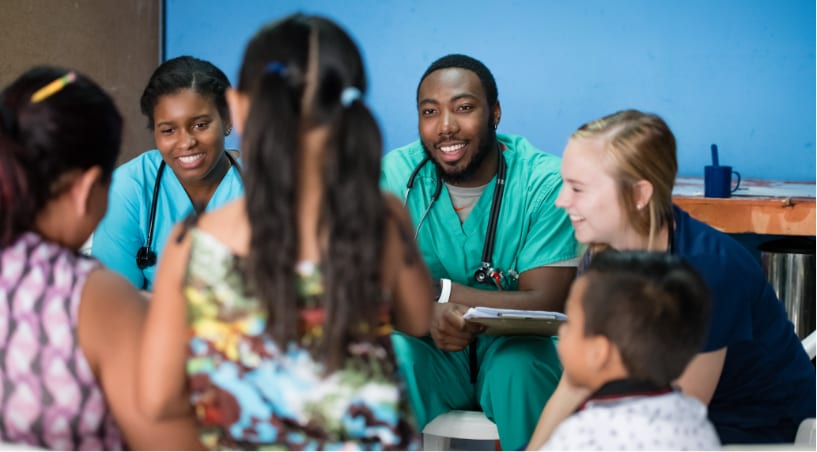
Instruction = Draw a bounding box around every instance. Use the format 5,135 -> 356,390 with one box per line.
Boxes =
166,0 -> 815,181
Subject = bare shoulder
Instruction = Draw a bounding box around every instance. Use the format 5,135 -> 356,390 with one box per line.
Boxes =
383,192 -> 403,210
78,268 -> 147,369
380,192 -> 423,270
193,198 -> 249,256
198,197 -> 245,230
381,193 -> 412,243
82,268 -> 147,317
382,192 -> 411,224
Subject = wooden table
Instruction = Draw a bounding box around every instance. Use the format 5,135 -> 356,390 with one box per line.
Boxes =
672,178 -> 816,236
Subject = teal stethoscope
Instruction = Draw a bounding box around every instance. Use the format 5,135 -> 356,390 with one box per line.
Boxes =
403,149 -> 517,290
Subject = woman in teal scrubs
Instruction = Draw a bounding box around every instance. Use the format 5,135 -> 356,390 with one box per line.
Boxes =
92,56 -> 244,290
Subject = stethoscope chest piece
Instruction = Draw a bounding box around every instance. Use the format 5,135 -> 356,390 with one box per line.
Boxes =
136,246 -> 157,270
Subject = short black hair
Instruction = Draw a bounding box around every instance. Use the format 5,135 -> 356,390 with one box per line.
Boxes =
139,55 -> 231,129
581,250 -> 711,386
416,54 -> 498,106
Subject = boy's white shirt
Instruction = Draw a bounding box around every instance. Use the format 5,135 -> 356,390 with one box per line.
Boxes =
540,390 -> 721,450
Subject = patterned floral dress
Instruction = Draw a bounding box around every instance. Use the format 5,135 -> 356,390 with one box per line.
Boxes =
183,228 -> 418,450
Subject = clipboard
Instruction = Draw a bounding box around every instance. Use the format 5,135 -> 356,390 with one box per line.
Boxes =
463,307 -> 566,336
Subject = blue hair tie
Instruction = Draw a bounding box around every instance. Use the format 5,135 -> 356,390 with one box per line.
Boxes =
265,61 -> 288,76
340,87 -> 362,107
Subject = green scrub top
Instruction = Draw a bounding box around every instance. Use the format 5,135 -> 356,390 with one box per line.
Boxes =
381,134 -> 578,290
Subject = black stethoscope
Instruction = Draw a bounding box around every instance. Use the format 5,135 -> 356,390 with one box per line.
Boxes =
404,148 -> 515,289
135,151 -> 239,290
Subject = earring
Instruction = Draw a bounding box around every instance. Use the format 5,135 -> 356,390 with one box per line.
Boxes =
225,126 -> 232,136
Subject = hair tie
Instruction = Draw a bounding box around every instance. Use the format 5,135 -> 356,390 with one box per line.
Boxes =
31,72 -> 77,103
265,61 -> 288,76
340,87 -> 362,107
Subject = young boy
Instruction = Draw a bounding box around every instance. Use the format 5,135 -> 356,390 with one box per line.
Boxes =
541,251 -> 721,450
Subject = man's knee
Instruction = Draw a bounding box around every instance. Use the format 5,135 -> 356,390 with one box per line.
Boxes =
480,336 -> 562,388
390,331 -> 436,374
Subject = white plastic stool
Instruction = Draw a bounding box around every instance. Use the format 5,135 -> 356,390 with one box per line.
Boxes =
422,410 -> 500,451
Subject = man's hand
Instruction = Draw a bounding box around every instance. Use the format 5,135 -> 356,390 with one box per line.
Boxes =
430,303 -> 483,351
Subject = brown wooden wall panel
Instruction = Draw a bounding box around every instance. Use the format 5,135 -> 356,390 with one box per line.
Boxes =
0,0 -> 161,164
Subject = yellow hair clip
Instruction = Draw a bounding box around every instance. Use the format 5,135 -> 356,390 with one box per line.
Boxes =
30,72 -> 77,103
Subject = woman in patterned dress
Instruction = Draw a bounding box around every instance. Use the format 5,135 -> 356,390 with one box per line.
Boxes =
138,14 -> 433,450
0,67 -> 202,449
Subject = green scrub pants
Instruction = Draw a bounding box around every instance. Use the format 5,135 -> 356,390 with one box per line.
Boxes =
391,331 -> 562,450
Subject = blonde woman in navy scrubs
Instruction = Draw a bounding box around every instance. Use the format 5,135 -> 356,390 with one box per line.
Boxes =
529,109 -> 815,447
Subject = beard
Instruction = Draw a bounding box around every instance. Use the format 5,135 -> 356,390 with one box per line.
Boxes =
422,126 -> 497,185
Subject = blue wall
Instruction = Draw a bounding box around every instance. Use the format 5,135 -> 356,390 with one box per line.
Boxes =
166,1 -> 815,181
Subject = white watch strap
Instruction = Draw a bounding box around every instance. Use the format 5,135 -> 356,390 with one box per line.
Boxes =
438,278 -> 452,304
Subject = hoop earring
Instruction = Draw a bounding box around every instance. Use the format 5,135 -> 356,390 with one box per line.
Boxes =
225,126 -> 232,136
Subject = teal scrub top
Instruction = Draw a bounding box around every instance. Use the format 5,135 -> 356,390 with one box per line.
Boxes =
91,149 -> 244,290
381,134 -> 578,290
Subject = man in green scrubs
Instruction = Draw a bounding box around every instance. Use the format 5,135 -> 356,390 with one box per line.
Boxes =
380,54 -> 579,450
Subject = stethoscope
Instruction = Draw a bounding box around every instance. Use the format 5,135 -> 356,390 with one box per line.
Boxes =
135,151 -> 239,290
404,148 -> 516,290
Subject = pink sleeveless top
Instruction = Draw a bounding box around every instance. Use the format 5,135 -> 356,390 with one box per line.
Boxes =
0,232 -> 123,450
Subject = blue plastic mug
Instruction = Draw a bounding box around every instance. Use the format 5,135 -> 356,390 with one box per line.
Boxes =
704,165 -> 741,198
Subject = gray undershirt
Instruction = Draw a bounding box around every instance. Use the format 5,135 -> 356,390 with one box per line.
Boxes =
446,182 -> 488,223
446,182 -> 580,268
